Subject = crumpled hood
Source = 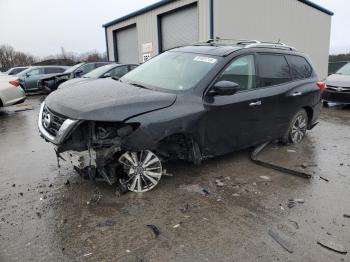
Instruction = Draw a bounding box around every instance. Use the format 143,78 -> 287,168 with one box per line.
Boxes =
45,78 -> 177,121
326,74 -> 350,88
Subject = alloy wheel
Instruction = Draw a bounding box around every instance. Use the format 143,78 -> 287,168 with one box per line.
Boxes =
290,114 -> 307,143
118,150 -> 162,193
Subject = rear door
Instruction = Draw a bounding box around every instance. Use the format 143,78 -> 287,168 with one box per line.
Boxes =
255,53 -> 299,139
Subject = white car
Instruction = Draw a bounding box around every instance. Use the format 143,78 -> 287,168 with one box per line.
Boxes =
0,76 -> 26,107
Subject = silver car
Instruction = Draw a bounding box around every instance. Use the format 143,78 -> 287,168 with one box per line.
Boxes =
323,63 -> 350,105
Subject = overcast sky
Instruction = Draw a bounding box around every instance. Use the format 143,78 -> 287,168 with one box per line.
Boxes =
0,0 -> 348,57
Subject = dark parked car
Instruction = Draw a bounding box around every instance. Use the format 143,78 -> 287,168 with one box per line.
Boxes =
17,66 -> 69,92
323,62 -> 350,105
57,63 -> 138,90
37,62 -> 112,93
38,40 -> 323,193
5,67 -> 28,75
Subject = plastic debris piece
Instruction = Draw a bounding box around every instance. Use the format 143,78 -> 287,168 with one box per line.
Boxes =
287,149 -> 296,153
83,253 -> 93,257
317,239 -> 347,254
215,179 -> 225,187
146,224 -> 160,238
319,176 -> 329,182
260,176 -> 270,180
268,229 -> 294,253
173,224 -> 181,228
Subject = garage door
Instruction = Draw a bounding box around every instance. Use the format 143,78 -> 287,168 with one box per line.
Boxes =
115,25 -> 138,64
160,4 -> 198,51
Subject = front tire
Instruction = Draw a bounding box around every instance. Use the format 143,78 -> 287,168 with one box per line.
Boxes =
281,109 -> 308,145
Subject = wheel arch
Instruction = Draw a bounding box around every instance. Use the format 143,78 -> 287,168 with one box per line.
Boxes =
303,106 -> 313,128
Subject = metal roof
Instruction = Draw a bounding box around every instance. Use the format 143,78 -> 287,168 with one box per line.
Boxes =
103,0 -> 333,28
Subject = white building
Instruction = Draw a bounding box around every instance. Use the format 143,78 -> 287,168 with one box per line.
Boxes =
103,0 -> 333,78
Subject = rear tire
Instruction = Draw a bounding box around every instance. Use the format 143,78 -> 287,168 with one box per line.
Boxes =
281,109 -> 308,145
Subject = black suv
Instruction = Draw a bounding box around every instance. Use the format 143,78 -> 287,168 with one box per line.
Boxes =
38,40 -> 323,193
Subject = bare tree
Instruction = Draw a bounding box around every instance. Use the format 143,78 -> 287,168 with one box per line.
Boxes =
0,45 -> 37,71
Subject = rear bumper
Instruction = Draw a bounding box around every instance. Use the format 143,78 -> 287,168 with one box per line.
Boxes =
322,89 -> 350,104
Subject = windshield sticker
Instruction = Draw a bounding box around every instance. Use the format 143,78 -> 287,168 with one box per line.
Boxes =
193,56 -> 217,64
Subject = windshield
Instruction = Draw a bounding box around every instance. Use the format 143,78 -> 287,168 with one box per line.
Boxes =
121,51 -> 218,91
83,63 -> 117,78
64,63 -> 84,74
336,63 -> 350,75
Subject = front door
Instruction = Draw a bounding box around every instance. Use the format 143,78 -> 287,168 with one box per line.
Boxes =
203,54 -> 270,156
23,68 -> 45,91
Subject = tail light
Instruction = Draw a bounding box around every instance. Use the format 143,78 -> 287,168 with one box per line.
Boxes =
317,81 -> 326,93
9,80 -> 20,87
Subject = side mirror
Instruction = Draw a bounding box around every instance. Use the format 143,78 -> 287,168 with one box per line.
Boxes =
74,69 -> 83,77
25,73 -> 31,78
210,81 -> 240,96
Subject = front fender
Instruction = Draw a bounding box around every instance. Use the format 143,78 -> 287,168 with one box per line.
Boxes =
122,98 -> 205,151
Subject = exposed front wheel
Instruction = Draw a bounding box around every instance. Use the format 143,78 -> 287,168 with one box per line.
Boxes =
282,109 -> 308,144
118,150 -> 162,193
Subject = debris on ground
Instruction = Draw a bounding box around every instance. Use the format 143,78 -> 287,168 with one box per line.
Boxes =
287,149 -> 296,153
288,219 -> 299,230
301,163 -> 308,169
202,188 -> 210,196
260,176 -> 270,180
215,179 -> 225,187
36,212 -> 41,219
343,214 -> 350,218
12,184 -> 15,187
162,169 -> 173,177
319,176 -> 329,182
64,180 -> 70,186
173,223 -> 181,228
268,229 -> 294,253
251,142 -> 312,179
19,192 -> 23,196
48,184 -> 53,188
317,239 -> 348,254
87,188 -> 102,205
287,199 -> 305,208
97,219 -> 117,227
179,204 -> 191,213
83,252 -> 93,257
146,224 -> 160,238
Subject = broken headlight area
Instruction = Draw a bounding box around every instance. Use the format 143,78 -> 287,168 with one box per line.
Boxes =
56,121 -> 151,191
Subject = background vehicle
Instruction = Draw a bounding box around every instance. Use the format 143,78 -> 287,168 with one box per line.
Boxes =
17,66 -> 69,92
324,62 -> 350,105
38,40 -> 323,193
0,76 -> 26,107
38,62 -> 112,93
57,63 -> 138,90
5,67 -> 28,76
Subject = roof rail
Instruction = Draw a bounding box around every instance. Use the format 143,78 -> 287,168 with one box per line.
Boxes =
193,37 -> 297,51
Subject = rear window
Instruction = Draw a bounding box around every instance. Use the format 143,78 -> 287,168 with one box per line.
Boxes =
258,54 -> 291,87
286,55 -> 312,79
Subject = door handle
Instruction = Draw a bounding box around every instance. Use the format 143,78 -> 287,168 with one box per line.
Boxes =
292,91 -> 302,97
249,101 -> 262,107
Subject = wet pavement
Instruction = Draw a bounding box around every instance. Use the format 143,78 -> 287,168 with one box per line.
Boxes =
0,96 -> 349,262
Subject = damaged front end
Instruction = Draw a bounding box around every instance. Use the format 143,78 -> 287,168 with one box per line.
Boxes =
38,102 -> 163,193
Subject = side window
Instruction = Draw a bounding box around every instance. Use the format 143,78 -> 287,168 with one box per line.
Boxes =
286,55 -> 312,80
217,55 -> 256,90
108,66 -> 129,78
28,68 -> 44,76
130,65 -> 138,70
45,67 -> 64,74
78,64 -> 95,74
258,54 -> 291,87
